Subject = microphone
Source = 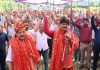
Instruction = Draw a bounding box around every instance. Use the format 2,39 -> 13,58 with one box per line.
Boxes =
65,33 -> 71,40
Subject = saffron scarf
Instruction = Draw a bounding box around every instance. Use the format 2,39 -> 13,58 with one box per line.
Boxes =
50,28 -> 79,70
10,35 -> 40,70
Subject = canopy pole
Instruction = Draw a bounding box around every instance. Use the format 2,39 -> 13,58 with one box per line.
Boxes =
70,0 -> 73,22
53,0 -> 54,10
70,0 -> 73,14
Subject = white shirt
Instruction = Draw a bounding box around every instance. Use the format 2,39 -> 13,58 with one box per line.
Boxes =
7,24 -> 15,37
6,46 -> 12,62
0,15 -> 6,26
49,23 -> 58,30
29,29 -> 49,51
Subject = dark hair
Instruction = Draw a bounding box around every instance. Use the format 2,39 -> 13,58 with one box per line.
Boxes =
60,17 -> 70,25
83,18 -> 89,22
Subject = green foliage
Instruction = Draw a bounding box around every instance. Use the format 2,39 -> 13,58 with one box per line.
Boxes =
65,0 -> 100,8
0,0 -> 28,12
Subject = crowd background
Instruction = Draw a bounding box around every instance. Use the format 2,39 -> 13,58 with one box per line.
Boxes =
0,0 -> 100,70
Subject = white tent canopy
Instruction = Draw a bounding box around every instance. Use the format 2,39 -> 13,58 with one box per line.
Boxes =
21,0 -> 82,5
20,0 -> 85,10
22,0 -> 47,4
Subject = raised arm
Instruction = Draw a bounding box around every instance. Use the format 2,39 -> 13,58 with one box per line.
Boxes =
95,17 -> 100,25
28,18 -> 42,37
43,17 -> 54,38
91,16 -> 97,31
73,18 -> 82,29
69,9 -> 73,23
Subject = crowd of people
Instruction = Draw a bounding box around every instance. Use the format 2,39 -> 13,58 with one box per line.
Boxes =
0,8 -> 100,70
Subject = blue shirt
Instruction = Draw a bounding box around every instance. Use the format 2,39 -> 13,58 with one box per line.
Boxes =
0,32 -> 9,52
91,16 -> 100,45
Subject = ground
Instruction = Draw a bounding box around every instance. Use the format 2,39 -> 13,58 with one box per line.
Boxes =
37,60 -> 100,70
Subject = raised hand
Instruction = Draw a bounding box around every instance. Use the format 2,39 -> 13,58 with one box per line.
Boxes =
91,16 -> 94,23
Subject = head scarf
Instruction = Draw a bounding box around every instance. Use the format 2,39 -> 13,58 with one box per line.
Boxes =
14,19 -> 29,32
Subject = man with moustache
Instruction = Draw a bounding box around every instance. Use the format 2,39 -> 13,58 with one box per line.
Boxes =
6,20 -> 40,70
44,15 -> 79,70
73,18 -> 92,69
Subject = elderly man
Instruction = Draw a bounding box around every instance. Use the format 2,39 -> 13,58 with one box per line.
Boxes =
29,22 -> 49,70
6,20 -> 40,70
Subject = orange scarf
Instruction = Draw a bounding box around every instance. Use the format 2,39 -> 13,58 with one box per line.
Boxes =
50,28 -> 79,70
10,35 -> 40,70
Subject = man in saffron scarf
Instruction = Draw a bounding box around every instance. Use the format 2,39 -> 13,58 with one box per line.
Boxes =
43,15 -> 79,70
6,19 -> 40,70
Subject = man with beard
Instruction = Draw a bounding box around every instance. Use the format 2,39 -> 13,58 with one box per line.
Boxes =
73,18 -> 92,69
43,15 -> 79,70
6,20 -> 40,70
